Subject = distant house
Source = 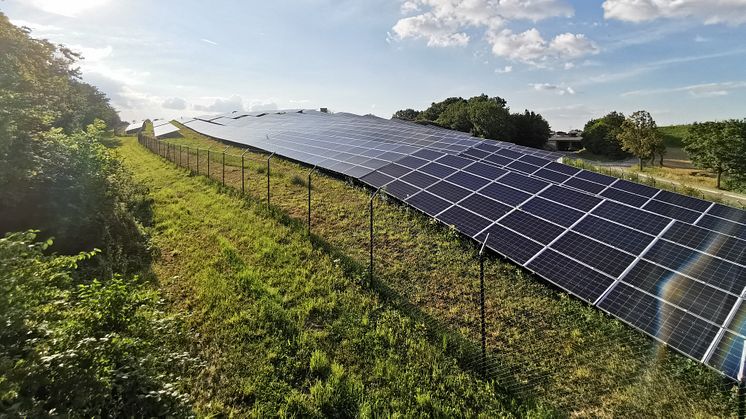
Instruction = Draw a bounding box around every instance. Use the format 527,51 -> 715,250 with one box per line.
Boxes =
548,130 -> 583,151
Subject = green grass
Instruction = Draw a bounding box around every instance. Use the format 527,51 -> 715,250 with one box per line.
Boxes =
148,125 -> 740,416
658,124 -> 691,148
117,137 -> 541,417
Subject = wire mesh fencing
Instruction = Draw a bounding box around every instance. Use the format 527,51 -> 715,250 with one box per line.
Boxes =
136,132 -> 744,417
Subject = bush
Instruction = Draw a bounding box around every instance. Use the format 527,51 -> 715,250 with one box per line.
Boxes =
0,231 -> 194,417
0,121 -> 152,277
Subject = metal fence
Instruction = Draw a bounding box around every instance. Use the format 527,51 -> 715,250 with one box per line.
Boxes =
137,132 -> 744,417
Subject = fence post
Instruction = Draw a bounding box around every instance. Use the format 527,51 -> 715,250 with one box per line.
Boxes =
196,148 -> 200,174
207,146 -> 212,179
241,148 -> 249,194
267,152 -> 275,209
308,166 -> 317,234
186,146 -> 190,172
179,145 -> 182,167
738,339 -> 746,419
369,188 -> 380,288
222,146 -> 229,186
479,233 -> 490,378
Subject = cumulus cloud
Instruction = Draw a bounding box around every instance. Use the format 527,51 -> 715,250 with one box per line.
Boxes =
194,95 -> 245,113
603,0 -> 746,25
391,0 -> 596,65
530,83 -> 576,95
495,65 -> 513,73
392,13 -> 470,47
162,97 -> 187,110
487,29 -> 598,65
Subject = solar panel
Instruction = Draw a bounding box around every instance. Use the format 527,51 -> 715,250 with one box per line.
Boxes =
153,122 -> 179,138
159,109 -> 746,380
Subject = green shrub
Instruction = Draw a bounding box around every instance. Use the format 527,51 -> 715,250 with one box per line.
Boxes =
0,231 -> 194,417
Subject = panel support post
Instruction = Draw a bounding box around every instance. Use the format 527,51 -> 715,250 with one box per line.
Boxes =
267,152 -> 275,209
241,149 -> 249,194
368,189 -> 380,289
207,147 -> 212,179
737,339 -> 746,419
479,233 -> 490,378
307,166 -> 317,235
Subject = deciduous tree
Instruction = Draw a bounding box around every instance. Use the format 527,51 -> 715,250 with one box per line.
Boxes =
510,110 -> 550,149
684,120 -> 746,189
581,111 -> 627,158
617,110 -> 663,171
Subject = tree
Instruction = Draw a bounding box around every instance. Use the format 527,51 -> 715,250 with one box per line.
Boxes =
684,120 -> 746,189
392,108 -> 420,121
436,101 -> 472,132
581,111 -> 628,158
418,97 -> 465,122
510,110 -> 551,149
617,110 -> 663,171
393,93 -> 548,149
467,100 -> 513,141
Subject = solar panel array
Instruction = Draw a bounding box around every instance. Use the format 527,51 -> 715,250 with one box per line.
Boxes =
153,121 -> 180,138
174,109 -> 746,380
125,121 -> 143,133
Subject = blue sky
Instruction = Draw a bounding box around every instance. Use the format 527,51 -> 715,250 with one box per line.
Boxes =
4,0 -> 746,130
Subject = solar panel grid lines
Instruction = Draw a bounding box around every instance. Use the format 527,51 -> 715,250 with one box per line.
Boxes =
596,282 -> 721,361
460,145 -> 746,234
472,183 -> 554,240
592,219 -> 677,306
694,202 -> 717,225
619,261 -> 737,326
523,199 -> 606,267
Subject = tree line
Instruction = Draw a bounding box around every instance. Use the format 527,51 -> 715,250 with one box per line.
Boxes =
393,94 -> 552,149
1,14 -> 191,416
582,110 -> 746,190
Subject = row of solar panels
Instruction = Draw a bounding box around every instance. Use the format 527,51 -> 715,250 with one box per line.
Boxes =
171,109 -> 746,380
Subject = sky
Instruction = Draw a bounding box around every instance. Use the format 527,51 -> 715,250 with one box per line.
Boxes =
4,0 -> 746,130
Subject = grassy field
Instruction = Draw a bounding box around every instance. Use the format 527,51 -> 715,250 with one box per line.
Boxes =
117,136 -> 542,417
147,125 -> 740,416
571,124 -> 746,203
658,124 -> 690,148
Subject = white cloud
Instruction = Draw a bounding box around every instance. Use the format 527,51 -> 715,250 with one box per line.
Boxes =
391,0 -> 579,51
530,83 -> 576,95
30,0 -> 111,17
622,81 -> 746,97
495,65 -> 513,73
392,14 -> 470,47
201,38 -> 218,46
487,28 -> 599,65
194,95 -> 246,113
162,97 -> 187,110
603,0 -> 746,25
